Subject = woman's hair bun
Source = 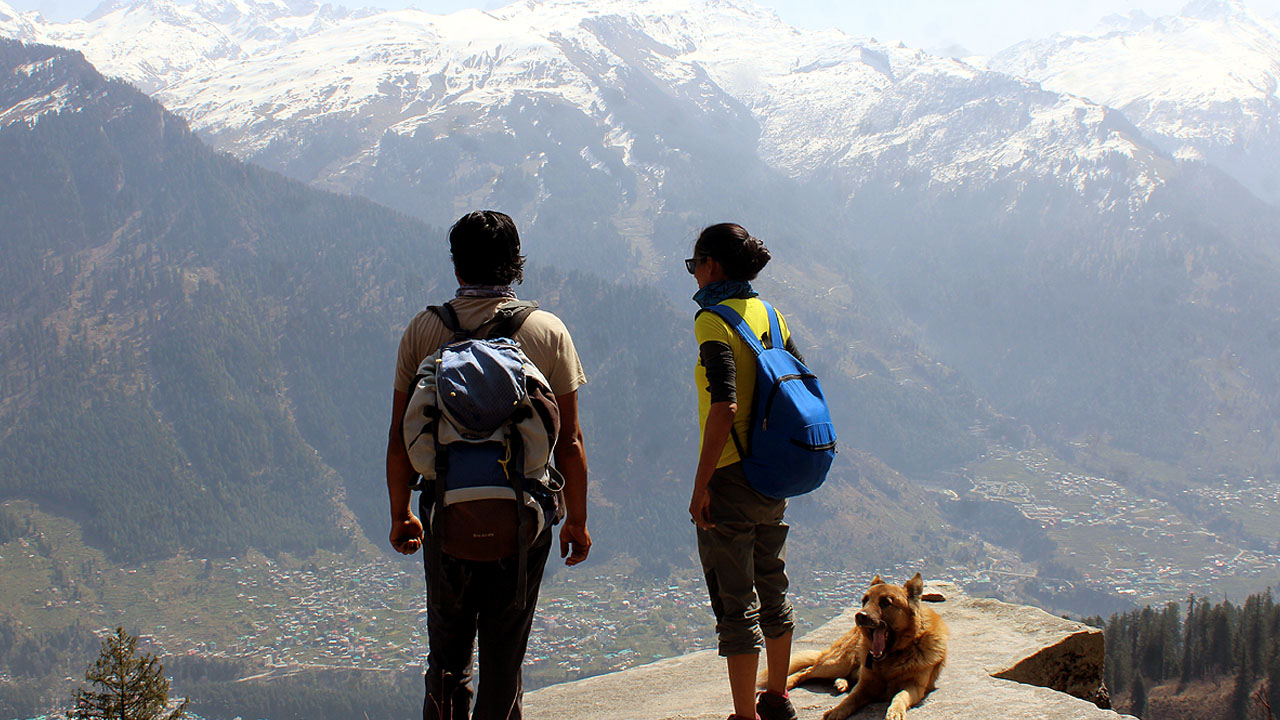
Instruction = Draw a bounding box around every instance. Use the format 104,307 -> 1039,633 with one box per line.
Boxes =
742,233 -> 771,277
695,223 -> 770,281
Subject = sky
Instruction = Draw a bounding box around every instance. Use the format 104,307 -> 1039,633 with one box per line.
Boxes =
9,0 -> 1280,55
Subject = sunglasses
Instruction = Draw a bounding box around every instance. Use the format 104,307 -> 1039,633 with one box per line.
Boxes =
684,257 -> 701,274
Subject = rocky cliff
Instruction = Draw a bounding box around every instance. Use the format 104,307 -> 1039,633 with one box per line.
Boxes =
526,582 -> 1135,720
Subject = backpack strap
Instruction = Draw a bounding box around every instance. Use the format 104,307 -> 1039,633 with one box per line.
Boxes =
698,301 -> 782,356
485,300 -> 539,339
429,303 -> 466,341
428,300 -> 539,341
507,427 -> 529,610
763,301 -> 782,351
697,300 -> 781,461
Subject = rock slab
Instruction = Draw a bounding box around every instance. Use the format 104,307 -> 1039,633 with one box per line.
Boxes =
525,582 -> 1135,720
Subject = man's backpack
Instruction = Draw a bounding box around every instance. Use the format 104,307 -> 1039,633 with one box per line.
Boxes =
699,300 -> 836,498
401,300 -> 563,564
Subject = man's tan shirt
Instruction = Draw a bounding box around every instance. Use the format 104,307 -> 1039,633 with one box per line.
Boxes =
394,296 -> 587,397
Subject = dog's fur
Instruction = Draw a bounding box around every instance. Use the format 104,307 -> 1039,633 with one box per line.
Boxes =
783,574 -> 948,720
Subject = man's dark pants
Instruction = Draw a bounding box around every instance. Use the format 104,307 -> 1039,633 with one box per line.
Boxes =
421,501 -> 551,720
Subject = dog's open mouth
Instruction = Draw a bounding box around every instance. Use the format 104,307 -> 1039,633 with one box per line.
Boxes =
870,627 -> 890,660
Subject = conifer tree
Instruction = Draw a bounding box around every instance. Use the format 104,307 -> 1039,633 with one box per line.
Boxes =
70,627 -> 188,720
1130,673 -> 1148,718
1229,663 -> 1253,720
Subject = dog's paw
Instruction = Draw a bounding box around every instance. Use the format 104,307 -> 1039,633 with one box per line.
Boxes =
833,678 -> 850,693
822,709 -> 850,720
885,705 -> 907,720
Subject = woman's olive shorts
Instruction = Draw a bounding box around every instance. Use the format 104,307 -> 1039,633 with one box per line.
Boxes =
696,462 -> 796,656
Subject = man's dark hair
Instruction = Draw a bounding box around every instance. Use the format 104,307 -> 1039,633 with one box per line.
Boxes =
449,210 -> 526,285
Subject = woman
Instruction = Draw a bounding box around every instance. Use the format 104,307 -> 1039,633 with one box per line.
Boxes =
688,223 -> 801,720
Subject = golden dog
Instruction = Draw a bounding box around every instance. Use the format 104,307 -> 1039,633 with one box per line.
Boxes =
784,574 -> 948,720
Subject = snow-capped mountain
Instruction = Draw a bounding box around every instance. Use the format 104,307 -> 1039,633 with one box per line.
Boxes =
6,0 -> 366,92
0,0 -> 1189,270
675,16 -> 1166,210
24,0 -> 1167,196
0,0 -> 40,40
6,0 -> 1280,471
0,39 -> 100,126
990,0 -> 1280,205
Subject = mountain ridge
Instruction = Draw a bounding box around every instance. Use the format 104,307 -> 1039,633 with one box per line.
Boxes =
989,0 -> 1280,204
0,36 -> 970,572
1,0 -> 1192,237
5,1 -> 1280,594
5,0 -> 1280,628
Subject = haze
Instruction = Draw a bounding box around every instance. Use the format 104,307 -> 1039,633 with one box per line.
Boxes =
10,0 -> 1280,55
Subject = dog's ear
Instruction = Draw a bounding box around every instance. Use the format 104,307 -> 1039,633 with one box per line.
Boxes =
870,574 -> 885,587
904,573 -> 924,600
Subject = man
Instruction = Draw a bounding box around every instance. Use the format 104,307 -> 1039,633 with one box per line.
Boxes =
386,210 -> 592,720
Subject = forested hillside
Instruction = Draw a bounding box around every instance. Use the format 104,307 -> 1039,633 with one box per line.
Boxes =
1096,591 -> 1280,719
6,0 -> 1280,605
0,38 -> 700,564
0,37 -> 987,573
18,0 -> 1280,484
3,29 -> 1279,720
0,39 -> 421,560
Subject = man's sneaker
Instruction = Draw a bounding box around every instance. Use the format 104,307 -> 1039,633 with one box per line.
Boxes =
756,690 -> 797,720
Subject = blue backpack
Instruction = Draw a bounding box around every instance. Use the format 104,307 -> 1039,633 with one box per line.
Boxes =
700,301 -> 836,498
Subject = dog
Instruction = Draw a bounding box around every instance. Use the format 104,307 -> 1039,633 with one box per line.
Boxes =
783,574 -> 948,720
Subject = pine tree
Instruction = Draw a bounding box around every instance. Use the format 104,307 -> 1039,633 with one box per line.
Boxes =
70,627 -> 188,720
1130,673 -> 1148,719
1229,664 -> 1253,720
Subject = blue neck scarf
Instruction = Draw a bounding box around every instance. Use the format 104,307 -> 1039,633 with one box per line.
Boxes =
456,284 -> 517,299
693,279 -> 758,309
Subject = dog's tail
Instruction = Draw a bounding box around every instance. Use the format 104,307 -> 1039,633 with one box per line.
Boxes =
787,649 -> 823,674
756,648 -> 824,688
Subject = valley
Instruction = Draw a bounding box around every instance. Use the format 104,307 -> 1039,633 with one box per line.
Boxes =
950,448 -> 1280,601
2,1 -> 1280,717
3,451 -> 1277,717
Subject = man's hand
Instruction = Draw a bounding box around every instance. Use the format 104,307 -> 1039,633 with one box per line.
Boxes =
559,521 -> 591,566
689,487 -> 714,530
390,514 -> 424,555
387,389 -> 423,556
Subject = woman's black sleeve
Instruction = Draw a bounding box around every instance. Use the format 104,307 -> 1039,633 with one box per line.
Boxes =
784,335 -> 806,365
698,341 -> 737,404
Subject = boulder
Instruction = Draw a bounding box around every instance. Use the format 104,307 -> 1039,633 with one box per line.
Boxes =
525,581 -> 1134,720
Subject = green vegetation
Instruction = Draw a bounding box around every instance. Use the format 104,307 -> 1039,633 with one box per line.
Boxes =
0,614 -> 99,713
0,498 -> 857,720
7,34 -> 1280,720
1094,591 -> 1280,719
71,627 -> 189,720
0,505 -> 19,544
177,669 -> 419,720
0,39 -> 996,576
841,170 -> 1280,477
829,373 -> 985,477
